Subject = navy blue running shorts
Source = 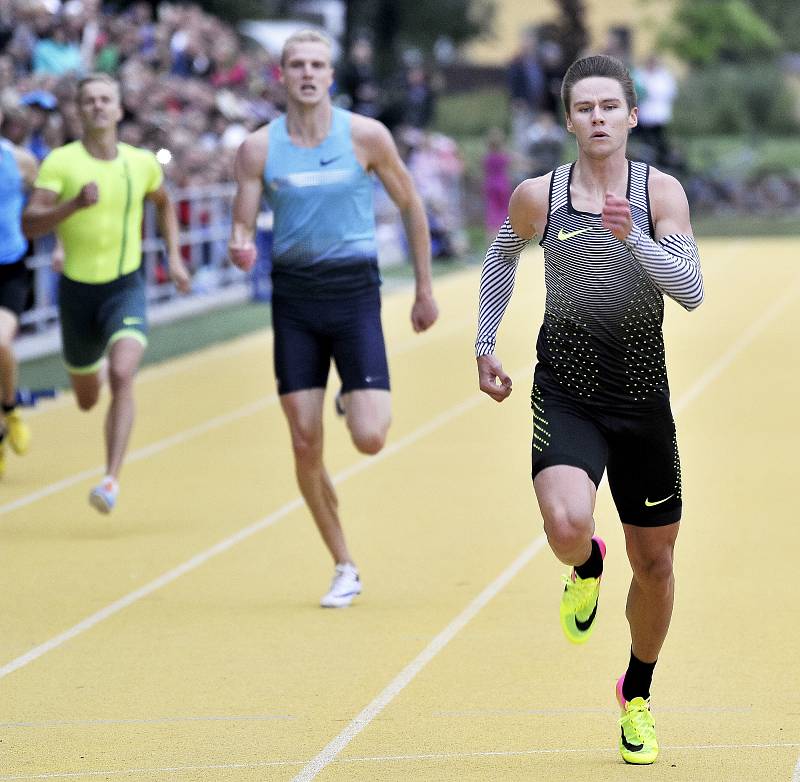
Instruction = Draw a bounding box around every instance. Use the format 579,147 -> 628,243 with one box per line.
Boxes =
271,287 -> 390,396
59,270 -> 148,374
531,365 -> 682,527
0,260 -> 31,317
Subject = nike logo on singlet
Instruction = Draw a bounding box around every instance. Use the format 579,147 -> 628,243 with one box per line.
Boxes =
320,155 -> 342,166
644,494 -> 674,507
557,227 -> 591,241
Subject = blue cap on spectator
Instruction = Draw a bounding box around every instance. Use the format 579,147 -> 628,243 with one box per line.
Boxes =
20,90 -> 58,110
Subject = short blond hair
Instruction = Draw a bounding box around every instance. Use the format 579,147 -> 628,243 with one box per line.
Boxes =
77,73 -> 121,101
280,29 -> 332,66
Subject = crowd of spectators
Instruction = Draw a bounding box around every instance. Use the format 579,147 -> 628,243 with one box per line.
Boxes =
0,0 -> 286,189
1,0 -> 467,265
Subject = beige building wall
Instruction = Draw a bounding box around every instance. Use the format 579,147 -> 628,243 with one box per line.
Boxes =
466,0 -> 675,65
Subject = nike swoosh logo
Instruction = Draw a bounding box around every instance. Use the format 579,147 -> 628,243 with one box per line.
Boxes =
574,599 -> 599,632
644,494 -> 675,507
557,227 -> 591,241
620,727 -> 644,753
320,156 -> 341,166
122,317 -> 143,326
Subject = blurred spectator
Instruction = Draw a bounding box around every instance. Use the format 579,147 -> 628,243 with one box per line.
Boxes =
403,128 -> 465,258
32,13 -> 82,76
633,55 -> 678,168
525,111 -> 566,178
402,65 -> 435,128
507,30 -> 548,175
482,127 -> 512,236
19,89 -> 57,159
603,27 -> 632,65
338,36 -> 381,118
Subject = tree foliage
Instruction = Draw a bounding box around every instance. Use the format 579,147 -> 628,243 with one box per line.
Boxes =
746,0 -> 800,52
551,0 -> 588,67
659,0 -> 782,65
345,0 -> 494,69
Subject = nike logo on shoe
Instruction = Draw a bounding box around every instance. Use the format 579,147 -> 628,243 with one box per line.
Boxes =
320,155 -> 342,166
620,727 -> 644,753
574,599 -> 599,632
557,227 -> 591,241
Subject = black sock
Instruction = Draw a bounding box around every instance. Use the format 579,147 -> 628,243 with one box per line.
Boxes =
1,402 -> 15,414
623,649 -> 657,701
574,538 -> 603,579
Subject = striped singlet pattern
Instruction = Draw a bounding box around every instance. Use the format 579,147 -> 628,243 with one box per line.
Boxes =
537,160 -> 669,407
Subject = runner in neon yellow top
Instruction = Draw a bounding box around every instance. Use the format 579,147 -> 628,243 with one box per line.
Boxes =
24,73 -> 191,515
34,141 -> 163,284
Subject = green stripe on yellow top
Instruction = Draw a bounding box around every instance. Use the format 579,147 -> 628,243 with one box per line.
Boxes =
35,141 -> 163,284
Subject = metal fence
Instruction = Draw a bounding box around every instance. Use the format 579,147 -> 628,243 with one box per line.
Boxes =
20,182 -> 247,336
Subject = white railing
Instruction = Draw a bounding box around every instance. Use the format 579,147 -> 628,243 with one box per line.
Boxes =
20,182 -> 249,335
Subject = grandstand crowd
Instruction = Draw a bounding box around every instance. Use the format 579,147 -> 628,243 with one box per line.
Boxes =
2,0 -> 796,249
0,0 -> 285,187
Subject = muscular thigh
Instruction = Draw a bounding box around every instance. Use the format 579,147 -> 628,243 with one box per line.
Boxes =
271,295 -> 332,395
330,288 -> 389,394
531,372 -> 608,488
0,260 -> 30,318
606,404 -> 682,527
59,273 -> 147,373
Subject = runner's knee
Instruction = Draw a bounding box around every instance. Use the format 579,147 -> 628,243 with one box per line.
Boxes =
542,503 -> 593,553
350,428 -> 386,455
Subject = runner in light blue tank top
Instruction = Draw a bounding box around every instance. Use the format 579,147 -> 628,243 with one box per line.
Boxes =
0,140 -> 28,266
229,31 -> 438,609
0,119 -> 38,476
263,106 -> 380,298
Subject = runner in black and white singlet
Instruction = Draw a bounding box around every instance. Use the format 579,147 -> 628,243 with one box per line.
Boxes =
475,55 -> 703,766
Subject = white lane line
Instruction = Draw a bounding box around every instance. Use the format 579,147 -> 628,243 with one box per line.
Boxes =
672,274 -> 800,415
0,396 -> 277,518
0,388 -> 493,681
3,315 -> 474,519
288,277 -> 800,780
291,535 -> 550,782
2,742 -> 799,780
793,754 -> 800,782
0,714 -> 295,729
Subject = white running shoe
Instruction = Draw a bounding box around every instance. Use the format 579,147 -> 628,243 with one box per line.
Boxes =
89,476 -> 119,514
320,563 -> 361,608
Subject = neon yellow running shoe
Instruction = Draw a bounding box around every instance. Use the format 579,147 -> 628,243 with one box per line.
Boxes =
616,675 -> 659,764
6,409 -> 30,455
559,536 -> 606,644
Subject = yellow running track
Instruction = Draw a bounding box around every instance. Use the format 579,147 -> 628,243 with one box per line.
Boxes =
1,238 -> 799,781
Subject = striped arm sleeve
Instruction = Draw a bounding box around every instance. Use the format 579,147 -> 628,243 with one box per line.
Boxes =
624,225 -> 705,311
475,217 -> 531,357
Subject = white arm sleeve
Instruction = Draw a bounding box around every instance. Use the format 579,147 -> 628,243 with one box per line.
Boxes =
624,225 -> 704,311
475,217 -> 531,357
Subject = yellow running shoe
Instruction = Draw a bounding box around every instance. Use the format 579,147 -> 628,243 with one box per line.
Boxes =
5,409 -> 30,455
0,438 -> 5,478
616,675 -> 659,764
559,536 -> 606,644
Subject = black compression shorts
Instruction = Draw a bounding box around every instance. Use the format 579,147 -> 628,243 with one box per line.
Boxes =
0,260 -> 30,317
271,287 -> 390,396
531,365 -> 682,527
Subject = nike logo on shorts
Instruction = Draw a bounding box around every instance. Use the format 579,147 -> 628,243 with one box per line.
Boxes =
644,494 -> 674,507
320,156 -> 342,166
